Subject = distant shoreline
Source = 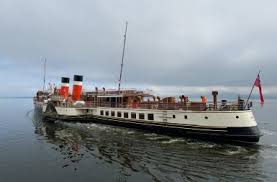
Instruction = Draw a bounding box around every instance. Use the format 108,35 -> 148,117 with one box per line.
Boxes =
0,97 -> 33,99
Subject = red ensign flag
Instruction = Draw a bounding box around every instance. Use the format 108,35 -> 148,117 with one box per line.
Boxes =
254,74 -> 264,105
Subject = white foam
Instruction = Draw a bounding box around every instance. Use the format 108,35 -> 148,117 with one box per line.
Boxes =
88,123 -> 108,130
148,136 -> 169,140
185,141 -> 217,149
270,144 -> 277,148
221,147 -> 247,155
261,129 -> 276,136
201,143 -> 216,148
161,138 -> 185,144
262,150 -> 277,159
144,133 -> 157,137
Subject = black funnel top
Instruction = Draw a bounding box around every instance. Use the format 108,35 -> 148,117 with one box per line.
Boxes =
74,75 -> 83,82
61,77 -> 70,83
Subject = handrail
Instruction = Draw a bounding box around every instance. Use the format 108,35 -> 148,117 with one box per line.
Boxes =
54,100 -> 247,111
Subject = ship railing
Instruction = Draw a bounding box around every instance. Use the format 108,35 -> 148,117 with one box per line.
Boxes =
58,100 -> 247,111
137,102 -> 244,111
86,89 -> 145,96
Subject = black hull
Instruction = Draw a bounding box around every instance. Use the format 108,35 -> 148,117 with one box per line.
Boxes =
42,113 -> 261,144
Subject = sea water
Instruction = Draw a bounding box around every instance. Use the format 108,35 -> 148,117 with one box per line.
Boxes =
0,98 -> 276,181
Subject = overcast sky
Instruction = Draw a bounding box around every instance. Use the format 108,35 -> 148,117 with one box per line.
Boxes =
0,0 -> 276,98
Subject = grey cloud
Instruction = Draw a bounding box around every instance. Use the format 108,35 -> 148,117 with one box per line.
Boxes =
0,0 -> 276,96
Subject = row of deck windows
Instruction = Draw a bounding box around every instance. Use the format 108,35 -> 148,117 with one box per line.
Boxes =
100,111 -> 239,120
100,110 -> 154,121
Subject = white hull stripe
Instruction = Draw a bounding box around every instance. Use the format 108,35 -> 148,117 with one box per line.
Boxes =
73,81 -> 83,86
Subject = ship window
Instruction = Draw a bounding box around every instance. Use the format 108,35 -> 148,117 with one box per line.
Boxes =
117,112 -> 122,117
184,115 -> 188,119
105,111 -> 109,116
111,111 -> 115,117
124,112 -> 128,118
131,112 -> 136,119
173,115 -> 176,119
100,110 -> 104,115
139,113 -> 145,120
236,116 -> 239,119
205,116 -> 208,119
148,114 -> 154,120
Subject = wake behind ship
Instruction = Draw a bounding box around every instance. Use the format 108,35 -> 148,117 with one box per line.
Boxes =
34,75 -> 261,144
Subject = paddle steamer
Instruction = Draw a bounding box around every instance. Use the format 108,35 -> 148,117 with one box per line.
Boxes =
34,74 -> 261,144
33,22 -> 261,143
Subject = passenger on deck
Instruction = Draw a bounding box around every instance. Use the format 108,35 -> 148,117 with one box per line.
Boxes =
201,96 -> 207,104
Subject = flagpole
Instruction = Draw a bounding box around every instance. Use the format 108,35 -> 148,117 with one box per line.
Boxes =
244,70 -> 261,109
43,57 -> 47,92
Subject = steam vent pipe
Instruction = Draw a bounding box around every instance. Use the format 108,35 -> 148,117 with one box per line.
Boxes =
212,91 -> 218,110
72,75 -> 83,100
60,77 -> 70,99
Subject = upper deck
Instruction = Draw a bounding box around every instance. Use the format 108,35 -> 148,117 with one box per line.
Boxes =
45,89 -> 249,112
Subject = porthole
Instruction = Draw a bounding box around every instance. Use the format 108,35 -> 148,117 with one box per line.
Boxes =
184,115 -> 188,119
236,116 -> 239,119
205,116 -> 208,119
173,115 -> 176,119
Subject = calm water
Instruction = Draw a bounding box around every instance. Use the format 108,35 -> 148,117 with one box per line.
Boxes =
0,98 -> 276,182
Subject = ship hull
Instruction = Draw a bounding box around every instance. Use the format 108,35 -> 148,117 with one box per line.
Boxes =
93,116 -> 260,143
42,112 -> 261,144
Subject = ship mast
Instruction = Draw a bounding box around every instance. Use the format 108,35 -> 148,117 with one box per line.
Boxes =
118,21 -> 128,92
43,57 -> 46,92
